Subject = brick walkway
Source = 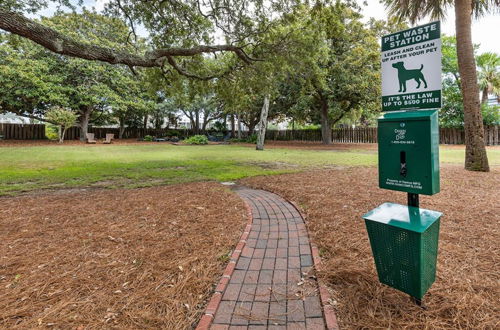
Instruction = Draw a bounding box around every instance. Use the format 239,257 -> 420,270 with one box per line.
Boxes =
210,187 -> 327,329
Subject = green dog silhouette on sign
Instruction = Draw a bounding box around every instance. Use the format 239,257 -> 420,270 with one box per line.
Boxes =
392,61 -> 428,93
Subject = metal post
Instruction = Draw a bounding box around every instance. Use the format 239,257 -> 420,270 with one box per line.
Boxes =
408,192 -> 423,307
411,296 -> 425,308
408,193 -> 419,208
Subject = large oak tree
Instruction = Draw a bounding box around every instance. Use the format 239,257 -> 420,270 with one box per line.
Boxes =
0,0 -> 294,78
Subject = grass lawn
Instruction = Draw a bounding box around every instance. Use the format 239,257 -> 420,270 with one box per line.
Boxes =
1,142 -> 499,195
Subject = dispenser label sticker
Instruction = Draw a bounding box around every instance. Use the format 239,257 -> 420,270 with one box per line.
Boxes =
391,126 -> 415,144
385,179 -> 423,190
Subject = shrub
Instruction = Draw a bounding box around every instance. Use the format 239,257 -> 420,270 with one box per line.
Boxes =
229,134 -> 258,143
143,135 -> 153,141
245,134 -> 258,144
482,104 -> 500,126
45,124 -> 59,140
168,130 -> 180,137
212,121 -> 227,133
184,135 -> 208,145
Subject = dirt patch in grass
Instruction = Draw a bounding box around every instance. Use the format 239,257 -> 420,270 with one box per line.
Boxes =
245,161 -> 301,170
0,182 -> 246,329
241,165 -> 499,329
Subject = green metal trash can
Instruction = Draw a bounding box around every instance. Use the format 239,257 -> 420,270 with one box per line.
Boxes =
362,202 -> 442,299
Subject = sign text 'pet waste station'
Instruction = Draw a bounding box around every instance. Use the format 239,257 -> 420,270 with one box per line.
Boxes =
381,21 -> 441,112
362,22 -> 443,305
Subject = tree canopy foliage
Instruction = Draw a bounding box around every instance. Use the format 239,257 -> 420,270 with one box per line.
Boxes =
0,10 -> 154,140
1,0 -> 498,153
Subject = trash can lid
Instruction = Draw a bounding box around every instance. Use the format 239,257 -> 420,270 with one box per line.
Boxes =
362,202 -> 442,233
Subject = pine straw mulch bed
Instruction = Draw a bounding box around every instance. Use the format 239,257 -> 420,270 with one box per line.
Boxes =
241,165 -> 500,329
0,182 -> 246,329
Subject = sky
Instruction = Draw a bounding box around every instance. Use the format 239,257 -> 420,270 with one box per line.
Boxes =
359,1 -> 500,54
35,0 -> 500,54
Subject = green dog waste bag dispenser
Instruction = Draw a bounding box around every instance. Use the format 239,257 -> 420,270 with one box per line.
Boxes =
363,203 -> 441,299
363,109 -> 442,300
377,110 -> 440,195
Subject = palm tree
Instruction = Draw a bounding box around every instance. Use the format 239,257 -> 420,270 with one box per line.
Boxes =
477,52 -> 500,104
382,0 -> 499,172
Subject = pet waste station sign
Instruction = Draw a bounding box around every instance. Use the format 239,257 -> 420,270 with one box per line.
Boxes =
361,22 -> 443,306
381,21 -> 441,111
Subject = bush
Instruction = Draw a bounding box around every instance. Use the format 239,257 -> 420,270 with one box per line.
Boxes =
212,121 -> 227,133
168,130 -> 180,137
229,134 -> 258,143
143,135 -> 153,141
184,135 -> 208,145
45,124 -> 59,140
482,104 -> 500,126
245,134 -> 258,144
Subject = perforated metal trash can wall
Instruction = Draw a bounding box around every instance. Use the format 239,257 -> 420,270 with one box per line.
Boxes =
362,203 -> 442,299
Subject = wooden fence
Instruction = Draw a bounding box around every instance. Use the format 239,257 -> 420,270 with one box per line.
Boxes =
266,128 -> 379,143
57,127 -> 195,140
266,126 -> 499,145
0,123 -> 46,140
1,123 -> 499,145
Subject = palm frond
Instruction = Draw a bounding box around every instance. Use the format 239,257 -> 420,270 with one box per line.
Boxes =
472,0 -> 500,18
380,0 -> 500,24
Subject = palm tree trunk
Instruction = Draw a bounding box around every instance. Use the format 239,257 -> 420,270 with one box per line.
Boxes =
455,0 -> 489,171
481,86 -> 489,105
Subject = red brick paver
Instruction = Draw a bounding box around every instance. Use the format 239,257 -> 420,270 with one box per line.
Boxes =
209,188 -> 329,329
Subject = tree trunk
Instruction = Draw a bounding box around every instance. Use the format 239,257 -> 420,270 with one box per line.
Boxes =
231,114 -> 236,137
202,111 -> 214,132
256,95 -> 270,150
320,96 -> 332,144
58,125 -> 63,143
195,110 -> 200,135
481,86 -> 489,105
59,126 -> 69,143
237,114 -> 242,139
143,114 -> 148,130
455,0 -> 489,171
119,117 -> 125,139
78,106 -> 92,142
